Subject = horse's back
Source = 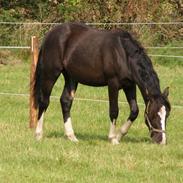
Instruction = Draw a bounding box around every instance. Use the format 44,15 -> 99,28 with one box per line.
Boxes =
39,23 -> 87,76
61,24 -> 122,85
42,23 -> 90,60
41,23 -> 128,86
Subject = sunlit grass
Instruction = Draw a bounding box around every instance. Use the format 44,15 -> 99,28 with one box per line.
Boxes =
0,60 -> 183,182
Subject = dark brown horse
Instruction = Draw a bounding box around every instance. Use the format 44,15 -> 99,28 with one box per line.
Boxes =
33,22 -> 171,144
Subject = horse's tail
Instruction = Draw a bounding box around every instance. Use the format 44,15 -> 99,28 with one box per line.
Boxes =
33,47 -> 43,109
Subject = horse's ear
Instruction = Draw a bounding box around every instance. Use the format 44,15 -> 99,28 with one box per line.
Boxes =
163,87 -> 169,98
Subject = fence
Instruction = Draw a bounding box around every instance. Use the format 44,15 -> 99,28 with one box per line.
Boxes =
0,22 -> 183,128
0,21 -> 183,59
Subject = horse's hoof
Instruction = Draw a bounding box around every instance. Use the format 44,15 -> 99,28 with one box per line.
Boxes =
35,132 -> 43,141
116,132 -> 122,142
109,137 -> 120,145
116,129 -> 127,142
66,134 -> 79,142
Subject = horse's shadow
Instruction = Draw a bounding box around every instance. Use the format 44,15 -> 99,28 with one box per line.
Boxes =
47,131 -> 106,141
47,131 -> 151,144
124,136 -> 151,143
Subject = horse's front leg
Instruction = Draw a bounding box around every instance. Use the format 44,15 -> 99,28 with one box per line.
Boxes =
116,84 -> 139,141
108,79 -> 120,145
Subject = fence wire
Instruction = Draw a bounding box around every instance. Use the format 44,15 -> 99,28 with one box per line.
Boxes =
0,92 -> 182,109
0,21 -> 183,25
0,22 -> 182,59
1,21 -> 182,51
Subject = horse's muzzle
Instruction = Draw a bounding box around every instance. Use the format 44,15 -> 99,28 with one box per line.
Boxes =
151,131 -> 167,145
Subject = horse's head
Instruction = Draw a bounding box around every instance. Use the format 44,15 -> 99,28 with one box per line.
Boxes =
145,87 -> 171,144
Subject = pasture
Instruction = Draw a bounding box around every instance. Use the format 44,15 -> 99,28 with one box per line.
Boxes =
0,56 -> 183,182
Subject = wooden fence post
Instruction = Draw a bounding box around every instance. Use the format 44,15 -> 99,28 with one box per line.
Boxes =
30,36 -> 39,128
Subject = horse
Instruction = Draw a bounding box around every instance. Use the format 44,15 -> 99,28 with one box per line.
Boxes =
33,22 -> 171,145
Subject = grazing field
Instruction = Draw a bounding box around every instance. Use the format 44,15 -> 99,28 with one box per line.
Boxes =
0,58 -> 183,183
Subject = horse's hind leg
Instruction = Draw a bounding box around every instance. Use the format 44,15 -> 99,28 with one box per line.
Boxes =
35,76 -> 60,140
108,78 -> 120,145
60,73 -> 78,142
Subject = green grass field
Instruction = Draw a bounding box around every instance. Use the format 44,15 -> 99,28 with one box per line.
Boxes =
0,57 -> 183,183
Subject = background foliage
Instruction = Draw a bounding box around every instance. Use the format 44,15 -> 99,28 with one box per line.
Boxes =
0,1 -> 183,66
0,0 -> 183,45
0,2 -> 183,182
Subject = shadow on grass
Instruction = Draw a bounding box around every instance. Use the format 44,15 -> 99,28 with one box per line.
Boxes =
77,132 -> 106,141
47,131 -> 151,144
123,136 -> 151,143
46,131 -> 106,141
46,131 -> 64,138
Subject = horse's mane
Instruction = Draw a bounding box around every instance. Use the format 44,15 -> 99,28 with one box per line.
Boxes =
115,30 -> 144,56
117,30 -> 161,97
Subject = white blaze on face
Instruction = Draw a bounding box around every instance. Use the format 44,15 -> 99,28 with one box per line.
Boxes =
158,106 -> 166,144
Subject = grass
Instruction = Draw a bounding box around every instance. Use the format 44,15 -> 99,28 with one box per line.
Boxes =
147,42 -> 183,67
0,56 -> 183,183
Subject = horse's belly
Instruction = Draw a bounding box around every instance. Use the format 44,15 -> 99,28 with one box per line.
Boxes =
78,78 -> 107,87
66,64 -> 107,86
72,71 -> 107,86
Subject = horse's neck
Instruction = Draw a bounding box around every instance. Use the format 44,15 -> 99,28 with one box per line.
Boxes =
139,87 -> 153,106
130,54 -> 161,103
137,76 -> 161,106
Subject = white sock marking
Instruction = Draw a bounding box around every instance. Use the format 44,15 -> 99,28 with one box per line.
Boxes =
64,117 -> 74,136
116,120 -> 132,141
108,119 -> 119,144
158,106 -> 166,144
120,120 -> 132,135
108,120 -> 116,139
64,117 -> 78,142
35,112 -> 44,140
